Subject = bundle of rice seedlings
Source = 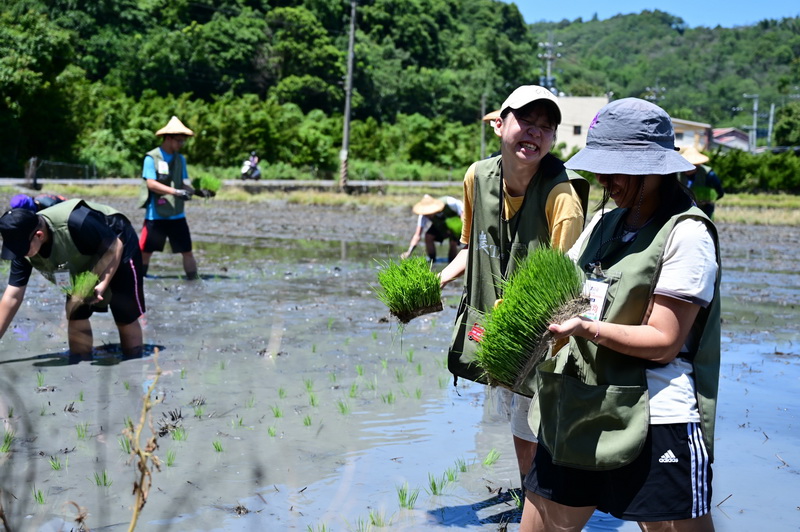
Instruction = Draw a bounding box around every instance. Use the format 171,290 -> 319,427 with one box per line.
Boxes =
692,186 -> 718,204
61,271 -> 100,302
375,257 -> 442,323
475,246 -> 586,389
191,175 -> 222,197
444,216 -> 463,238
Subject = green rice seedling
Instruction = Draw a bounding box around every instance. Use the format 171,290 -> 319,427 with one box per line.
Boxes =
431,318 -> 438,327
380,358 -> 388,370
119,436 -> 132,455
381,391 -> 396,404
444,467 -> 458,482
406,350 -> 414,363
61,271 -> 99,302
190,175 -> 222,195
327,317 -> 334,330
171,427 -> 187,441
33,485 -> 45,504
308,392 -> 318,407
312,343 -> 317,353
426,473 -> 449,495
483,448 -> 501,466
328,372 -> 337,384
77,390 -> 84,402
271,405 -> 283,418
124,416 -> 134,430
93,470 -> 112,487
414,388 -> 423,400
371,331 -> 378,341
278,387 -> 287,399
123,380 -> 130,391
416,362 -> 423,376
218,360 -> 226,370
48,456 -> 62,471
368,509 -> 391,527
366,376 -> 378,391
193,406 -> 205,418
349,383 -> 359,398
75,422 -> 88,440
180,368 -> 187,379
245,395 -> 256,408
232,416 -> 245,428
304,378 -> 314,392
375,257 -> 442,323
397,482 -> 420,510
268,426 -> 277,438
395,367 -> 405,383
455,457 -> 468,473
39,404 -> 47,416
349,516 -> 372,532
344,337 -> 351,347
306,524 -> 329,532
36,372 -> 45,387
509,487 -> 523,510
303,415 -> 312,427
355,364 -> 364,376
212,440 -> 223,452
337,399 -> 350,415
165,448 -> 176,467
476,246 -> 584,389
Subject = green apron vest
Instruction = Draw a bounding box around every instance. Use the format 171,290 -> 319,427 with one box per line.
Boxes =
29,199 -> 122,303
138,147 -> 186,217
448,154 -> 589,383
527,206 -> 721,470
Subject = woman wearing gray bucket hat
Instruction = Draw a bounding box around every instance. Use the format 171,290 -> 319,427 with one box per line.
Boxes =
520,98 -> 721,530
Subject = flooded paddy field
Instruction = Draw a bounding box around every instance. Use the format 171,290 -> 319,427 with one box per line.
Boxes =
0,196 -> 798,531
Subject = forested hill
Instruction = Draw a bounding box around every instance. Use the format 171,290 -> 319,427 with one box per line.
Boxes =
1,0 -> 798,179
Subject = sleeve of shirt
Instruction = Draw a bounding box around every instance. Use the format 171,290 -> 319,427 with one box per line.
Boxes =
8,258 -> 33,287
545,182 -> 586,252
445,196 -> 464,216
460,163 -> 478,244
68,206 -> 118,257
143,155 -> 156,180
654,219 -> 718,307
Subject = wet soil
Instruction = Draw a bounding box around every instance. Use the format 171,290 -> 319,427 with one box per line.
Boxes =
0,195 -> 798,531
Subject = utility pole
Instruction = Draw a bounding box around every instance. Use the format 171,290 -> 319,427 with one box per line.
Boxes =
767,103 -> 775,148
339,0 -> 357,192
743,93 -> 759,152
537,33 -> 562,93
645,79 -> 667,102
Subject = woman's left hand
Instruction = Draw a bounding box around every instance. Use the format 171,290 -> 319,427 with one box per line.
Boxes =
548,316 -> 594,340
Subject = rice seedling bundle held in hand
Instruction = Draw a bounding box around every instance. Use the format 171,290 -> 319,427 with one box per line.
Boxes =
375,257 -> 442,323
62,271 -> 100,302
476,246 -> 584,389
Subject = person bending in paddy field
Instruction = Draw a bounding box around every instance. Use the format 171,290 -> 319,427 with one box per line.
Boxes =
439,85 -> 589,492
138,115 -> 198,280
519,98 -> 720,531
0,200 -> 146,360
401,194 -> 465,263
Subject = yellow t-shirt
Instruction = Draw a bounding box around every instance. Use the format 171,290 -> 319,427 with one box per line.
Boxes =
460,161 -> 585,252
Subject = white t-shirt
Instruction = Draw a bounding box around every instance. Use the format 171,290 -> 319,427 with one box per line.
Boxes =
417,196 -> 464,230
570,211 -> 718,424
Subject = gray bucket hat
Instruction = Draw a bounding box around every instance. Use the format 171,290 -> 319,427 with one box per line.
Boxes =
565,98 -> 694,175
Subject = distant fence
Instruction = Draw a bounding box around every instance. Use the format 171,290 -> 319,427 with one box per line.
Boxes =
25,157 -> 97,189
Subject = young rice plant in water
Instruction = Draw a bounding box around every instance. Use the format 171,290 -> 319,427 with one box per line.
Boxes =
375,257 -> 442,323
476,246 -> 583,389
62,272 -> 100,301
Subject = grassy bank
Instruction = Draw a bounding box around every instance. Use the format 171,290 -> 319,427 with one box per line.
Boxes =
3,185 -> 798,226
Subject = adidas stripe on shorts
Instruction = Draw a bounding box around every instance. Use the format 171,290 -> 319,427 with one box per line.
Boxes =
525,422 -> 713,522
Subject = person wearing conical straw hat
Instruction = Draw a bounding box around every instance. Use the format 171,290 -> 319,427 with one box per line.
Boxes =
679,145 -> 725,219
439,85 -> 590,491
518,99 -> 720,531
138,116 -> 199,280
400,194 -> 464,263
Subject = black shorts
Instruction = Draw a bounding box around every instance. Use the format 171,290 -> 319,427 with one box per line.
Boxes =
426,224 -> 457,243
524,423 -> 712,522
69,253 -> 146,325
139,218 -> 193,253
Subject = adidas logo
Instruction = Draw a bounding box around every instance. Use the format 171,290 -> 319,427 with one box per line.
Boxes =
659,450 -> 679,463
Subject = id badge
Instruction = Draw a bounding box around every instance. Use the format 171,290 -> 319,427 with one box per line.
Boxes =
581,278 -> 609,321
54,271 -> 71,290
157,160 -> 169,175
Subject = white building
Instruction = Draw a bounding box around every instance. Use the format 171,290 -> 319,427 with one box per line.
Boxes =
556,96 -> 609,155
672,118 -> 712,150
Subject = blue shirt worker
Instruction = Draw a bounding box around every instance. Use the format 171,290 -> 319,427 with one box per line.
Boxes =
0,201 -> 146,360
138,116 -> 198,280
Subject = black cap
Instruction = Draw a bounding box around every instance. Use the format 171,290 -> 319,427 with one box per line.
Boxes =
0,208 -> 40,259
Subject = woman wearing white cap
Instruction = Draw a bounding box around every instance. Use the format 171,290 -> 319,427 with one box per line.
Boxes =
440,85 -> 589,489
520,98 -> 720,531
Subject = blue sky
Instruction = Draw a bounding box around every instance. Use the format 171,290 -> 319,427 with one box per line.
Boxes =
501,0 -> 799,28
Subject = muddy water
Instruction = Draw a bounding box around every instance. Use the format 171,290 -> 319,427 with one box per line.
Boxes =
0,197 -> 798,531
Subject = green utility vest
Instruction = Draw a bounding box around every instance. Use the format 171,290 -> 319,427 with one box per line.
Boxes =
448,154 -> 589,383
138,147 -> 186,217
526,206 -> 721,470
28,199 -> 122,304
429,197 -> 461,237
